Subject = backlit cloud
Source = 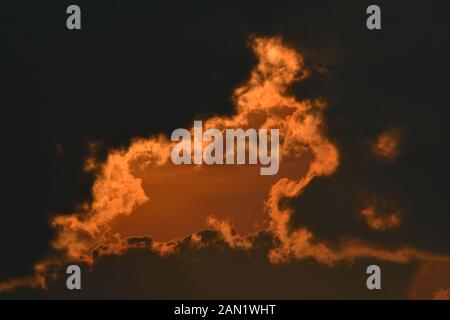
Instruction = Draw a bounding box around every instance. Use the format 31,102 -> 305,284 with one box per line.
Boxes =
1,36 -> 448,297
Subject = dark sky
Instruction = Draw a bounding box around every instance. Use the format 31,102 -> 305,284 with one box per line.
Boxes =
1,0 -> 449,299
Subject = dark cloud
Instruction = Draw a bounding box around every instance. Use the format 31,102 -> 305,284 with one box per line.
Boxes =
1,0 -> 448,298
289,0 -> 450,255
0,231 -> 419,299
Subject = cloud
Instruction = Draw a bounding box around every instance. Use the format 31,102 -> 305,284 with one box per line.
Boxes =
1,36 -> 448,298
359,206 -> 401,231
408,261 -> 450,299
0,259 -> 57,293
372,128 -> 402,161
48,35 -> 331,267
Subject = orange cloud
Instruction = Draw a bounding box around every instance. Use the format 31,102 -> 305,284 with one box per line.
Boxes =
1,36 -> 448,296
0,259 -> 59,293
49,35 -> 327,264
360,206 -> 402,231
408,261 -> 450,299
372,128 -> 402,161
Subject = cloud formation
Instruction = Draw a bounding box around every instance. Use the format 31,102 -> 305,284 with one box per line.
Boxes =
372,128 -> 402,161
359,206 -> 402,231
1,36 -> 448,296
